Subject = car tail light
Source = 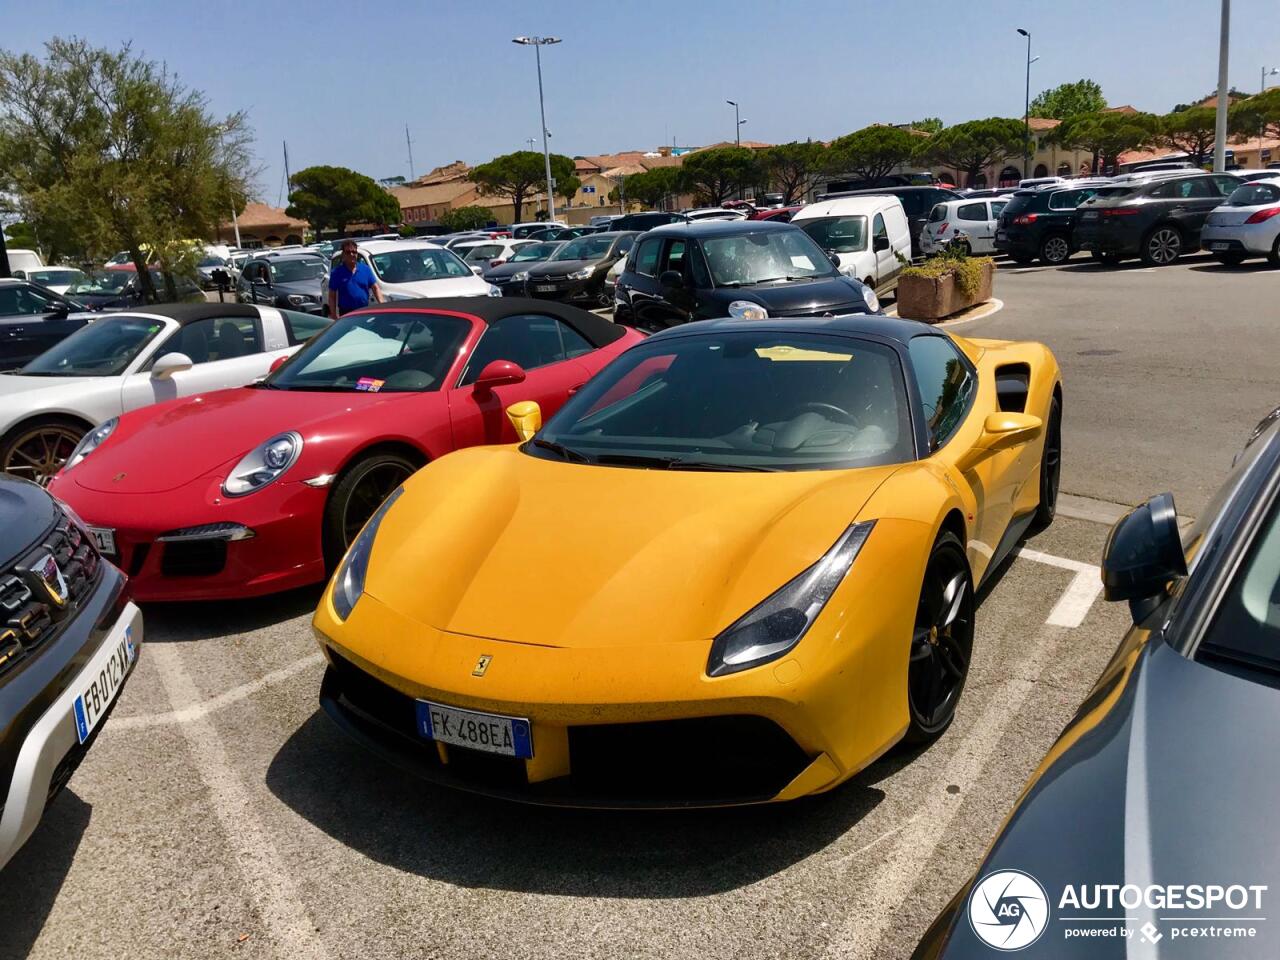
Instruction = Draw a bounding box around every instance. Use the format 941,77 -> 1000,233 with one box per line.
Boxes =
490,258 -> 506,267
1013,213 -> 1038,225
936,221 -> 949,234
1102,208 -> 1141,217
1245,207 -> 1280,224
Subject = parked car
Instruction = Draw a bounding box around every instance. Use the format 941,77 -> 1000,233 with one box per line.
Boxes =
818,186 -> 963,257
1230,168 -> 1280,182
589,214 -> 622,228
922,196 -> 1012,257
0,279 -> 89,370
1074,171 -> 1242,265
12,268 -> 87,296
64,267 -> 204,310
237,253 -> 329,313
1200,177 -> 1280,266
520,231 -> 640,307
0,303 -> 327,486
1017,176 -> 1067,190
48,298 -> 644,601
0,473 -> 142,870
196,255 -> 231,289
683,207 -> 749,222
750,205 -> 805,223
613,220 -> 880,331
913,408 -> 1280,959
5,248 -> 44,276
482,241 -> 566,296
956,187 -> 1018,200
511,221 -> 567,239
323,241 -> 499,309
792,196 -> 913,297
312,313 -> 1061,807
612,211 -> 691,232
453,238 -> 536,272
993,181 -> 1112,265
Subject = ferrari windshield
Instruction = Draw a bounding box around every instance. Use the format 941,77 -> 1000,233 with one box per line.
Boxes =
367,247 -> 472,283
21,315 -> 165,377
531,331 -> 913,471
266,309 -> 471,392
702,229 -> 838,286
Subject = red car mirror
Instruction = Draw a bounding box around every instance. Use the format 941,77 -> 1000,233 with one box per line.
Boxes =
472,359 -> 527,396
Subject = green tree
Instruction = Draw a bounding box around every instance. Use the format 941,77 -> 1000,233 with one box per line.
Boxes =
1045,111 -> 1161,172
1157,108 -> 1223,165
924,118 -> 1026,185
1231,88 -> 1280,142
1029,79 -> 1107,120
623,166 -> 682,209
558,174 -> 582,209
679,146 -> 758,206
826,125 -> 920,182
468,150 -> 575,222
439,205 -> 494,231
906,117 -> 944,134
1,220 -> 42,256
0,38 -> 254,300
760,141 -> 827,203
286,166 -> 399,236
1172,87 -> 1249,113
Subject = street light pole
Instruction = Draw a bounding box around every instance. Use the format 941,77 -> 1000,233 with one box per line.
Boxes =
514,36 -> 561,223
1261,66 -> 1278,157
1213,0 -> 1230,172
1017,29 -> 1032,179
727,99 -> 742,147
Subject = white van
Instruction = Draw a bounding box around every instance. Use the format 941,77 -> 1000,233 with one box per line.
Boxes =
790,196 -> 912,296
5,248 -> 44,276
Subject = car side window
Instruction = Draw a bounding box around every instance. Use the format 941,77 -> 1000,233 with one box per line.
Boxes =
0,285 -> 56,316
1212,175 -> 1240,196
615,235 -> 635,256
990,201 -> 1008,218
633,238 -> 661,277
460,314 -> 593,384
660,239 -> 686,275
281,309 -> 331,345
1149,181 -> 1178,199
873,213 -> 888,240
1180,178 -> 1214,199
1048,190 -> 1079,210
909,335 -> 975,450
687,243 -> 712,287
152,316 -> 265,366
957,203 -> 987,221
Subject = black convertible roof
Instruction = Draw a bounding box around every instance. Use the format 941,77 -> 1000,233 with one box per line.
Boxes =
127,303 -> 261,325
644,312 -> 946,347
358,296 -> 627,348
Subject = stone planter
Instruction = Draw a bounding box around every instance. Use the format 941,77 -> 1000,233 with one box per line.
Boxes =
896,260 -> 995,323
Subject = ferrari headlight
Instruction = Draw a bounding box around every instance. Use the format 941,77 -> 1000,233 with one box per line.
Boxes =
568,267 -> 593,280
728,300 -> 768,320
487,283 -> 503,297
511,270 -> 530,282
332,486 -> 404,620
221,431 -> 303,497
706,520 -> 875,677
65,417 -> 118,471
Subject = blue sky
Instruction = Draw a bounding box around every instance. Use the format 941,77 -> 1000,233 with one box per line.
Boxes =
5,0 -> 1278,201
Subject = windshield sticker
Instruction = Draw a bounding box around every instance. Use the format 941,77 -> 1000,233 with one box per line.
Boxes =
756,346 -> 853,362
789,255 -> 816,270
355,377 -> 385,393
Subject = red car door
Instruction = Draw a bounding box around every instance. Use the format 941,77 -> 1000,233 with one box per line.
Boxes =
447,312 -> 595,446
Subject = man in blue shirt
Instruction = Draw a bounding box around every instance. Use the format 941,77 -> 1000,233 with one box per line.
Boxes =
327,239 -> 383,317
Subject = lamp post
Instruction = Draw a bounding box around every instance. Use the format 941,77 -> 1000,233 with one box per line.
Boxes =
1213,0 -> 1230,172
513,36 -> 561,222
1261,66 -> 1279,158
726,99 -> 747,147
1016,29 -> 1033,179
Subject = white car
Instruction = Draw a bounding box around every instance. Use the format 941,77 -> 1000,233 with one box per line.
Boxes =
14,267 -> 87,295
919,196 -> 1012,256
323,240 -> 499,310
791,195 -> 913,296
0,303 -> 329,485
454,238 -> 536,272
511,220 -> 567,239
1201,177 -> 1280,266
684,207 -> 749,221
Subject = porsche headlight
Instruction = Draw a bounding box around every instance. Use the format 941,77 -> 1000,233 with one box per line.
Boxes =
728,300 -> 768,320
568,267 -> 594,280
221,431 -> 303,497
706,520 -> 875,677
511,270 -> 530,282
65,417 -> 118,471
332,486 -> 404,620
487,283 -> 503,297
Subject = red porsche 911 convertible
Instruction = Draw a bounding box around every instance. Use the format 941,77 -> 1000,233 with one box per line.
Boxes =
48,298 -> 643,601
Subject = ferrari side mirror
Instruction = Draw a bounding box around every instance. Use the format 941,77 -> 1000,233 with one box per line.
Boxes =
505,400 -> 542,442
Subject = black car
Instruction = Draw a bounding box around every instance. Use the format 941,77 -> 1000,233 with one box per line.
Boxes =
520,232 -> 640,307
914,409 -> 1280,959
0,279 -> 89,370
1073,171 -> 1242,265
237,253 -> 328,313
611,211 -> 691,231
614,220 -> 879,331
0,474 -> 141,870
818,186 -> 962,257
994,181 -> 1113,265
482,240 -> 567,295
64,268 -> 204,311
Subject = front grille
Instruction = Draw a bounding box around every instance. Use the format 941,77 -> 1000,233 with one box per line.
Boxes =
1,513 -> 101,678
771,302 -> 867,318
533,273 -> 569,282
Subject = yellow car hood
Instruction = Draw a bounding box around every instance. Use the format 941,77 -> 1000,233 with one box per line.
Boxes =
363,446 -> 900,650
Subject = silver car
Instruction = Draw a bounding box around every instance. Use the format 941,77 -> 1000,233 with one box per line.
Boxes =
1201,177 -> 1280,266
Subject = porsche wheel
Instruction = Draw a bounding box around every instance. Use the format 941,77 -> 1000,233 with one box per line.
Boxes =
905,531 -> 974,744
0,418 -> 87,487
323,451 -> 419,568
1033,396 -> 1062,529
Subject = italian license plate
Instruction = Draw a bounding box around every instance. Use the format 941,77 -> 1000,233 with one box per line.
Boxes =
1209,241 -> 1230,250
72,626 -> 137,743
534,284 -> 557,293
87,526 -> 116,556
415,700 -> 534,758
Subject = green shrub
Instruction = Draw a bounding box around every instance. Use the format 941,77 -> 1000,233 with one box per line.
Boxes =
901,247 -> 994,298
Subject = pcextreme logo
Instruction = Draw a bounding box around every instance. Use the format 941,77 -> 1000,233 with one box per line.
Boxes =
968,870 -> 1050,951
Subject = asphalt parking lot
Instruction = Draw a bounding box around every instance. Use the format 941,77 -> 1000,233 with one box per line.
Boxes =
6,252 -> 1275,960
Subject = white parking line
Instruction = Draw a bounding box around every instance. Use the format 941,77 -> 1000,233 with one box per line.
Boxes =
1015,546 -> 1103,628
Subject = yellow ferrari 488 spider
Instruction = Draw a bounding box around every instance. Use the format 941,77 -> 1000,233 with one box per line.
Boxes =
313,314 -> 1062,807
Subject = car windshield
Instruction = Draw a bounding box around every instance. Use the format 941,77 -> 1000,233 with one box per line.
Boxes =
702,229 -> 837,286
27,269 -> 84,286
1227,182 -> 1280,206
368,247 -> 472,282
199,256 -> 226,267
510,242 -> 558,262
799,216 -> 869,253
1198,499 -> 1280,681
553,236 -> 614,260
928,205 -> 948,223
271,258 -> 327,282
1089,187 -> 1136,200
464,244 -> 504,261
531,331 -> 913,471
265,309 -> 471,392
21,315 -> 164,377
67,271 -> 133,295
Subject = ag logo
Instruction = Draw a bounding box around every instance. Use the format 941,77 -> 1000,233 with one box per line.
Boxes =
968,870 -> 1049,951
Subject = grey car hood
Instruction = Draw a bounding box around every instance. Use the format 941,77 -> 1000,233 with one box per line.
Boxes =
920,637 -> 1280,958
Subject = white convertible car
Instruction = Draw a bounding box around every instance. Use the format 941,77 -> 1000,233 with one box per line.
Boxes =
0,302 -> 330,485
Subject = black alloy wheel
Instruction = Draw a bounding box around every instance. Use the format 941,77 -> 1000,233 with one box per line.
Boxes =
1141,225 -> 1183,266
906,531 -> 974,743
1039,234 -> 1071,265
1033,396 -> 1062,529
0,419 -> 86,487
323,452 -> 419,568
